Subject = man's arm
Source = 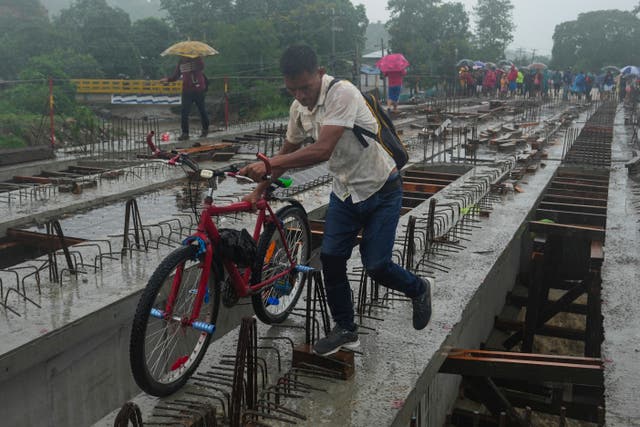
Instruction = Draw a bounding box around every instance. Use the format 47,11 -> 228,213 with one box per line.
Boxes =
240,125 -> 344,182
243,139 -> 301,201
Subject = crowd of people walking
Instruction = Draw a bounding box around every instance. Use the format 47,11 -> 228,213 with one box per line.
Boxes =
456,64 -> 636,103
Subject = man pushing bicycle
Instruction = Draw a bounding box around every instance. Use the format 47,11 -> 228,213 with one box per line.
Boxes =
239,45 -> 432,356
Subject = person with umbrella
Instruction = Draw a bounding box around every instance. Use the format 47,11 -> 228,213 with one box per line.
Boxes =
160,41 -> 217,141
376,53 -> 410,113
385,68 -> 406,112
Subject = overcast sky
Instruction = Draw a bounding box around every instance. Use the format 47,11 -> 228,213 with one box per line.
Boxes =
357,0 -> 637,55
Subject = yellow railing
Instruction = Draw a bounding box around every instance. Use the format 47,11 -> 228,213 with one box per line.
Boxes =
71,79 -> 182,95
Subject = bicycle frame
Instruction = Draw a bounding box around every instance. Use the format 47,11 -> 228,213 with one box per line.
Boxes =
165,190 -> 299,326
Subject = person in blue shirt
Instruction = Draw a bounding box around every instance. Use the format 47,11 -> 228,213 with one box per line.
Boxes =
562,68 -> 573,101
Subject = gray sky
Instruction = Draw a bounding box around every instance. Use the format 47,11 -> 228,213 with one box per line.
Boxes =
357,0 -> 637,55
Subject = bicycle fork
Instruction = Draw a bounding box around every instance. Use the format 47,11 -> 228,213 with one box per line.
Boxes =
150,240 -> 217,335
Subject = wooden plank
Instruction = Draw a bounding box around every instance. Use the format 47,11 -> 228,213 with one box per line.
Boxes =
552,176 -> 610,186
403,191 -> 433,200
67,165 -> 110,173
292,344 -> 354,380
555,170 -> 610,182
538,201 -> 607,215
401,176 -> 456,185
535,209 -> 606,227
542,194 -> 607,207
529,221 -> 604,241
402,170 -> 461,180
403,182 -> 445,194
40,170 -> 82,178
440,348 -> 603,386
546,187 -> 608,200
549,181 -> 609,193
12,176 -> 54,184
6,228 -> 85,250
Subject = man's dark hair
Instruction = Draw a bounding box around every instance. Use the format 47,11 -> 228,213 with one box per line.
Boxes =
280,45 -> 318,77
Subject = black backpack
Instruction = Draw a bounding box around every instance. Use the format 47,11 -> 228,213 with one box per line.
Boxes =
328,78 -> 409,169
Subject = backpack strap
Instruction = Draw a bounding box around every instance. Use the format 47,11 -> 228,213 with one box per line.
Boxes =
326,77 -> 373,148
327,78 -> 341,93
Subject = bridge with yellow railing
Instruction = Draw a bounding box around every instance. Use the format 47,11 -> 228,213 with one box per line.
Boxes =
71,79 -> 183,95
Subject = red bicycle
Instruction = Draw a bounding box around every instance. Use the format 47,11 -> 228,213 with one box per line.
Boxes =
129,151 -> 312,396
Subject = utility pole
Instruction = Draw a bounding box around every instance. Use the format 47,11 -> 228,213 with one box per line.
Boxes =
531,49 -> 536,64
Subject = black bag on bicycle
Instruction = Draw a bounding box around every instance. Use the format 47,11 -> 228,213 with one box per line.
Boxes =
218,228 -> 257,267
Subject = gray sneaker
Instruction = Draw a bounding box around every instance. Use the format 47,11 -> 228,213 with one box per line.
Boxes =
412,278 -> 433,330
312,325 -> 360,356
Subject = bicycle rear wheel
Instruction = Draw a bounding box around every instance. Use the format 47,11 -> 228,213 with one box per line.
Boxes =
129,245 -> 220,396
252,204 -> 311,324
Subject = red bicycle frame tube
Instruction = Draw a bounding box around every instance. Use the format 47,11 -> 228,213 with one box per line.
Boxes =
172,195 -> 298,324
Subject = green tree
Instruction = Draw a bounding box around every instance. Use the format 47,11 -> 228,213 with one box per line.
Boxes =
158,0 -> 368,77
54,0 -> 142,78
131,18 -> 178,79
473,0 -> 515,61
28,49 -> 103,79
159,0 -> 233,41
272,0 -> 368,72
551,10 -> 640,71
387,0 -> 471,77
0,49 -> 100,148
0,0 -> 63,79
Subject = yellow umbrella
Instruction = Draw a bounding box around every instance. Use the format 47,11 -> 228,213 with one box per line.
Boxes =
161,41 -> 219,58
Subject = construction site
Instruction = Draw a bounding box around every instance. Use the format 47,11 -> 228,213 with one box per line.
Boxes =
0,94 -> 638,427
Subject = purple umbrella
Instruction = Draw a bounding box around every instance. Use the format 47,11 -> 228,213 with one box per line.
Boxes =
376,53 -> 410,73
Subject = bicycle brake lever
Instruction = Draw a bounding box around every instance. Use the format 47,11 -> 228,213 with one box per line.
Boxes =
226,172 -> 255,184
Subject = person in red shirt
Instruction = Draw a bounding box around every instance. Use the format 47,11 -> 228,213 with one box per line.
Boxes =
384,69 -> 406,112
161,56 -> 209,141
507,65 -> 518,97
483,68 -> 496,98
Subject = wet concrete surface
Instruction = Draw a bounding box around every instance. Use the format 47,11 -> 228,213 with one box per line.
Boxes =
601,108 -> 640,426
94,141 -> 571,426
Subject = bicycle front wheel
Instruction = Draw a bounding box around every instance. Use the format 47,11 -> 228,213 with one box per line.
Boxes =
252,204 -> 311,324
129,245 -> 220,396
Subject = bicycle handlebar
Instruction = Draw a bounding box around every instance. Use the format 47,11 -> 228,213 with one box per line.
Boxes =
255,152 -> 272,180
168,151 -> 275,183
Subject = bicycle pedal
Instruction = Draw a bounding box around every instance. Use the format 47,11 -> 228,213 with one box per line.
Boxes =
150,308 -> 165,319
191,321 -> 216,334
295,265 -> 316,273
267,296 -> 280,306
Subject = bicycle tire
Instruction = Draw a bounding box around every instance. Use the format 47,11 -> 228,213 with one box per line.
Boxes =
129,245 -> 220,396
251,204 -> 311,324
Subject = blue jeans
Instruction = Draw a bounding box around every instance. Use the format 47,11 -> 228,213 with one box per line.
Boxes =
320,177 -> 424,330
